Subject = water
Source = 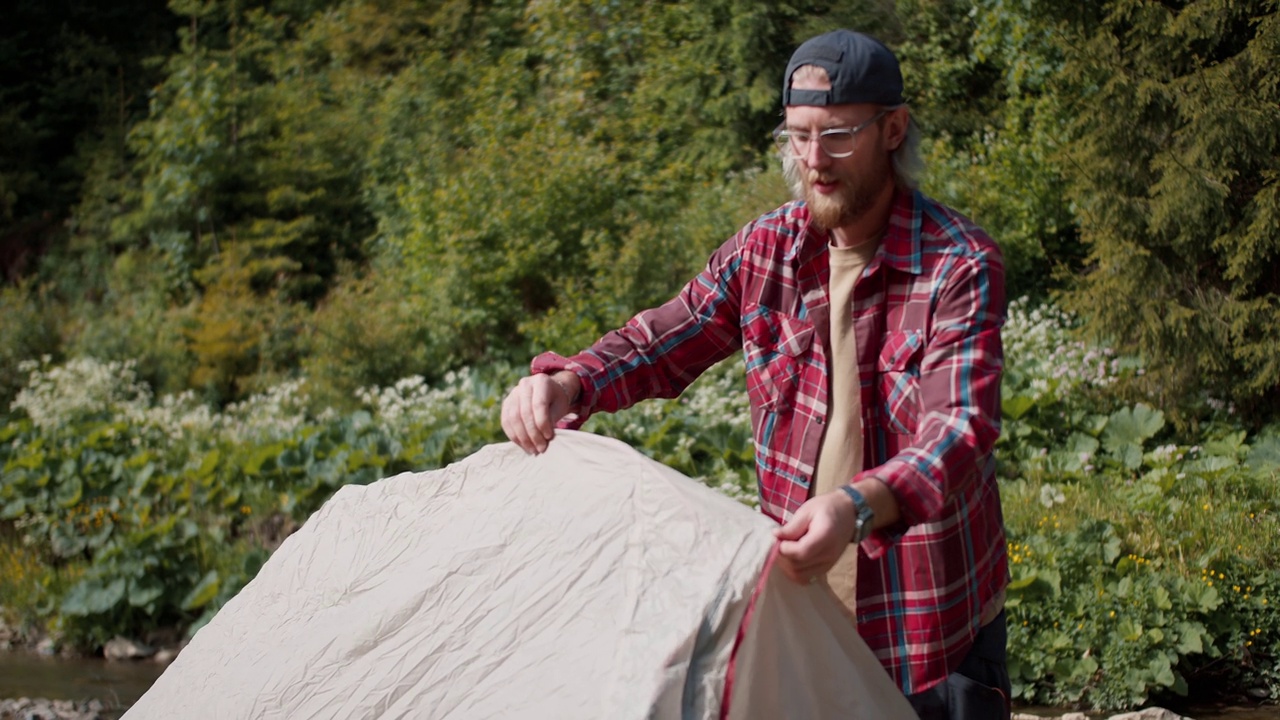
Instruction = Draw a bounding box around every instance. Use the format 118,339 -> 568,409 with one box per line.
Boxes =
0,651 -> 164,716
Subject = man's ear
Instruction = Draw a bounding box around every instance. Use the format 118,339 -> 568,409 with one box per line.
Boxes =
884,107 -> 909,151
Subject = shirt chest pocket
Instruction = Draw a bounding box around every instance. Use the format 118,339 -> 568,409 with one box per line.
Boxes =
877,330 -> 923,435
742,305 -> 813,413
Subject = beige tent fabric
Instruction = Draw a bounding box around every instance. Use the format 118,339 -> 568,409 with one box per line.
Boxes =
125,431 -> 915,720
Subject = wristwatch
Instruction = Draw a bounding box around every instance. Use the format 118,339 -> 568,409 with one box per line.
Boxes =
839,484 -> 876,544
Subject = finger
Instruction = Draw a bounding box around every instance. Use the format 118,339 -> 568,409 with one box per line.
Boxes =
777,534 -> 816,565
517,381 -> 549,454
777,549 -> 830,585
773,509 -> 811,542
501,387 -> 535,454
529,377 -> 557,444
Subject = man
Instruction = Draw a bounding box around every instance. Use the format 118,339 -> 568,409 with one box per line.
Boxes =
502,29 -> 1010,720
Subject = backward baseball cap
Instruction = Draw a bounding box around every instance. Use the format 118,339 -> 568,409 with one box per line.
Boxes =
782,29 -> 905,107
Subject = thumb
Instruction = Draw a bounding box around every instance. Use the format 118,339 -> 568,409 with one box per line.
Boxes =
773,508 -> 811,542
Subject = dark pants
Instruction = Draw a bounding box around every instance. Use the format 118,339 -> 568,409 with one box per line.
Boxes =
906,610 -> 1011,720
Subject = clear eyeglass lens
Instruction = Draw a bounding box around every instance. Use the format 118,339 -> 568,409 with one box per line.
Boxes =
819,130 -> 855,157
774,129 -> 856,158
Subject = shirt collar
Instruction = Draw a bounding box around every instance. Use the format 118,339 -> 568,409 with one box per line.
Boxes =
879,187 -> 924,275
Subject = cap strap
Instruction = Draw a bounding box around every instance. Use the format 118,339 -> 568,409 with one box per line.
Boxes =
784,88 -> 833,106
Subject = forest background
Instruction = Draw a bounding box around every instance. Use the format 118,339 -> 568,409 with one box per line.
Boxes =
2,0 -> 1279,712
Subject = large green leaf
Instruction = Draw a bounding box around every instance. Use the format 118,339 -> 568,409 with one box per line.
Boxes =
1003,394 -> 1036,421
128,578 -> 165,608
61,577 -> 127,616
1246,434 -> 1280,471
1102,404 -> 1165,452
1175,622 -> 1205,654
181,570 -> 221,612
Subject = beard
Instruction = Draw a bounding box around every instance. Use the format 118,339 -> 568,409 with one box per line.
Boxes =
782,152 -> 886,231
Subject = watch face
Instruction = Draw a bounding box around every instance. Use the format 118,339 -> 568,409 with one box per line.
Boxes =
855,506 -> 874,542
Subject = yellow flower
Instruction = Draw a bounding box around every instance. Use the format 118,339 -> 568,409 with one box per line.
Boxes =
1109,611 -> 1116,618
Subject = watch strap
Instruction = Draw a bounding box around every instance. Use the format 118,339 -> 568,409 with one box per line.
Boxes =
838,484 -> 875,543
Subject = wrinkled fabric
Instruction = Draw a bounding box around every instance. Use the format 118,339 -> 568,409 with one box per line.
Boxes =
126,431 -> 915,720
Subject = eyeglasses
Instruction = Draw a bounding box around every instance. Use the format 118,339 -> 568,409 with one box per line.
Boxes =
772,110 -> 889,159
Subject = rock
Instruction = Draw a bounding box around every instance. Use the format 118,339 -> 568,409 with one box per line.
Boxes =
1107,708 -> 1187,720
1246,686 -> 1270,699
0,697 -> 108,720
1013,711 -> 1188,720
151,647 -> 178,664
103,636 -> 155,661
34,638 -> 56,656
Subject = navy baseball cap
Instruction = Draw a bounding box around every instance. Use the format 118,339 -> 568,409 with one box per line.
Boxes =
782,30 -> 905,107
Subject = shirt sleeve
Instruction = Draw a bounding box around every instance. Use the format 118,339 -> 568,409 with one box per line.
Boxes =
531,229 -> 751,428
861,246 -> 1006,549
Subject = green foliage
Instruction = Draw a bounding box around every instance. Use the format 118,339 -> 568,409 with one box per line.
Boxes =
899,0 -> 1083,300
1000,301 -> 1280,709
1035,0 -> 1280,420
300,262 -> 440,412
0,283 -> 63,416
65,249 -> 196,399
185,244 -> 309,402
116,0 -> 374,305
0,0 -> 176,243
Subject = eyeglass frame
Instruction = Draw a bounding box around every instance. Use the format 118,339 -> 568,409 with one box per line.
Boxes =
772,109 -> 891,159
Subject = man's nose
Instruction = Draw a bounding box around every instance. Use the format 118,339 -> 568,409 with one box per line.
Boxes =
802,138 -> 830,169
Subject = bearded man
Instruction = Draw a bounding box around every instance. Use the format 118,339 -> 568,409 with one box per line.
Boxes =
502,29 -> 1011,720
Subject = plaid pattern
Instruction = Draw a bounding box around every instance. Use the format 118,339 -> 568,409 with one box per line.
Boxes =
532,188 -> 1009,695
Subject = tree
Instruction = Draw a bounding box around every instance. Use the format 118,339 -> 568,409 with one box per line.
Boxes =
1041,0 -> 1280,420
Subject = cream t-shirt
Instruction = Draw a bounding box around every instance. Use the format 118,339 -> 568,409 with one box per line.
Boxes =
814,239 -> 877,619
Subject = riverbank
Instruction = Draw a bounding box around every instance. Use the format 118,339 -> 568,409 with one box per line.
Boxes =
0,698 -> 110,720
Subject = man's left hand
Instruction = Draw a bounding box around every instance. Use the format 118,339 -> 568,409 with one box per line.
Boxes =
773,490 -> 857,584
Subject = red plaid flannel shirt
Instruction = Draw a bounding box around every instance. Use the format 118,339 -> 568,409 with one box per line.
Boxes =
533,188 -> 1009,695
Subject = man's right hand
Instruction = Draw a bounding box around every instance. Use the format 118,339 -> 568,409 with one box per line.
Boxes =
500,371 -> 579,455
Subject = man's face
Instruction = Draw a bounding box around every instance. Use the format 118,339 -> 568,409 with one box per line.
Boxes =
781,101 -> 893,231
